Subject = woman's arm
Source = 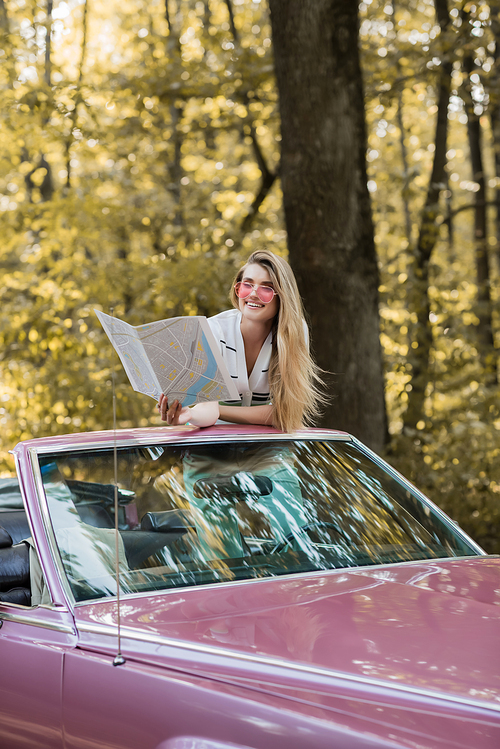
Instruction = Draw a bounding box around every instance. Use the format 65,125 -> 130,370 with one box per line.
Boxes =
158,394 -> 273,427
219,404 -> 273,425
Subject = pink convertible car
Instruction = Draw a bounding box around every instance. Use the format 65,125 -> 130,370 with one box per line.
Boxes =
0,424 -> 499,748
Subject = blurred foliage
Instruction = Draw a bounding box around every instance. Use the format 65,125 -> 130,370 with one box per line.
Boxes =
0,0 -> 499,553
361,0 -> 500,553
0,0 -> 283,444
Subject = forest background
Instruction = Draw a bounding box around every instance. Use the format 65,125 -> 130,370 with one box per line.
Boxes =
1,0 -> 500,553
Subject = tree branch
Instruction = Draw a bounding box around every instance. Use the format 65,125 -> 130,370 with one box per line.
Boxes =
224,0 -> 239,44
240,121 -> 277,233
216,3 -> 277,234
240,171 -> 276,234
440,199 -> 500,222
45,0 -> 53,87
248,122 -> 271,178
67,0 -> 89,190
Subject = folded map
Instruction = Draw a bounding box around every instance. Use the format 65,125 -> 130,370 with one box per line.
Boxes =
95,310 -> 239,406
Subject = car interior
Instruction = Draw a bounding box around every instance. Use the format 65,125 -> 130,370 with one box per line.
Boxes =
0,480 -> 31,605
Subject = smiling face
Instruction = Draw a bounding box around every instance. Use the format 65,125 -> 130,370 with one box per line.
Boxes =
237,263 -> 279,324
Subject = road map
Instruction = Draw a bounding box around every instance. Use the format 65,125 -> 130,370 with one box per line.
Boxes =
95,310 -> 240,406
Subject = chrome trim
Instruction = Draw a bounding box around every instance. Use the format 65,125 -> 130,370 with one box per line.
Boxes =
0,610 -> 75,634
72,553 -> 490,608
23,451 -> 77,606
77,620 -> 500,713
351,438 -> 486,555
74,564 -> 349,606
9,457 -> 72,606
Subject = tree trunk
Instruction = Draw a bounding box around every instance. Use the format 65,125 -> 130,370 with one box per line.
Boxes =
403,0 -> 451,430
66,0 -> 88,190
0,0 -> 15,85
24,0 -> 54,204
391,0 -> 412,251
268,0 -> 387,452
462,51 -> 496,381
487,1 -> 500,275
165,0 -> 184,230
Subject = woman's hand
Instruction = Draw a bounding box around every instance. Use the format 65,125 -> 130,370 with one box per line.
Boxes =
157,395 -> 219,427
157,394 -> 188,424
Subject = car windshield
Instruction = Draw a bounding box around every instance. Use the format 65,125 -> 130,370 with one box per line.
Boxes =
38,439 -> 479,603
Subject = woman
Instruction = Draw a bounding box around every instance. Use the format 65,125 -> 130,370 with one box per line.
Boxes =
158,251 -> 325,560
158,249 -> 325,432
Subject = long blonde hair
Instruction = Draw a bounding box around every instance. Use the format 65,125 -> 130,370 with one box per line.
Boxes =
230,250 -> 326,433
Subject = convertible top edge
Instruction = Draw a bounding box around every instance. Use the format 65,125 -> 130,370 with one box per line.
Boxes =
12,425 -> 353,457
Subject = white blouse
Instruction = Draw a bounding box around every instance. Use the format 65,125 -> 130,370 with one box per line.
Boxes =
208,308 -> 309,408
208,309 -> 272,407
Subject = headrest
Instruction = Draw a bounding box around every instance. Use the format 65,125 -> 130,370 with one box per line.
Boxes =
0,510 -> 30,545
120,530 -> 181,569
0,478 -> 24,510
66,479 -> 134,506
0,587 -> 31,606
141,509 -> 194,533
0,542 -> 30,592
0,526 -> 13,549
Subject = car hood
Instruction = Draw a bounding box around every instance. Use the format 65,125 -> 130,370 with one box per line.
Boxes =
75,556 -> 500,706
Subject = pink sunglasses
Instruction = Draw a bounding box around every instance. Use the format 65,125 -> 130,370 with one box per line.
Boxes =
235,281 -> 278,304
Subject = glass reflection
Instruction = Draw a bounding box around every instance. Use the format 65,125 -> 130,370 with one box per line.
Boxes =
39,440 -> 478,602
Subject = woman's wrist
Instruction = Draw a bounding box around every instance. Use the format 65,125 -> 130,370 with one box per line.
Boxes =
188,401 -> 220,427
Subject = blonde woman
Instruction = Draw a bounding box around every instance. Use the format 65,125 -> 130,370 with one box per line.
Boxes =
158,250 -> 324,432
